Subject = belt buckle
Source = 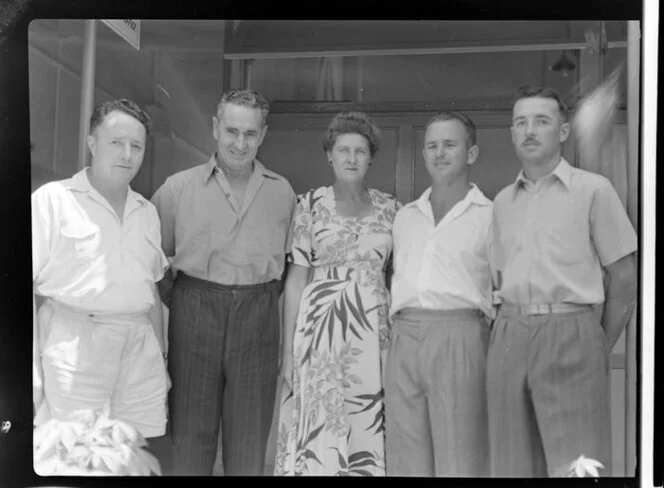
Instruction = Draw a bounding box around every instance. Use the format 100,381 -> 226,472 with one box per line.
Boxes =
532,304 -> 553,315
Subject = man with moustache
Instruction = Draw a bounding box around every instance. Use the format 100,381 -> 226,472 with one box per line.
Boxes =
32,99 -> 170,440
487,86 -> 637,477
385,112 -> 493,476
151,89 -> 296,475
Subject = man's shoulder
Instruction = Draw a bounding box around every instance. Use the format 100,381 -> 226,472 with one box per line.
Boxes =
569,165 -> 613,191
493,183 -> 517,207
393,200 -> 421,225
31,176 -> 76,201
156,163 -> 210,195
261,165 -> 295,193
166,163 -> 209,184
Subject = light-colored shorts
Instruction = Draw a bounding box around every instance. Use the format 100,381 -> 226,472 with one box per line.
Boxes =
34,299 -> 168,438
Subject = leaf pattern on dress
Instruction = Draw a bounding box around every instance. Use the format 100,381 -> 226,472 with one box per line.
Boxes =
274,186 -> 400,476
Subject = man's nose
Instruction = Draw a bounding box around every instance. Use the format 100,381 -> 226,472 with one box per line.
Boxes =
525,120 -> 536,135
122,143 -> 132,158
235,134 -> 247,150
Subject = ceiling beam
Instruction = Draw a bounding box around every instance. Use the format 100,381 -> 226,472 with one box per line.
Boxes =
224,41 -> 628,60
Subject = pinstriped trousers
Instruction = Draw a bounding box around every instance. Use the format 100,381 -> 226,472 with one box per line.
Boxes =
167,273 -> 280,476
385,308 -> 490,477
486,307 -> 612,477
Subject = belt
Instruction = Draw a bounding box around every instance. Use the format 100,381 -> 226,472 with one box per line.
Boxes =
395,307 -> 482,322
500,303 -> 592,316
44,298 -> 150,322
176,272 -> 281,292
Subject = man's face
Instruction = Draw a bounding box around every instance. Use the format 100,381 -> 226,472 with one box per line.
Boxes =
422,119 -> 478,184
511,96 -> 570,165
213,103 -> 267,170
87,110 -> 147,186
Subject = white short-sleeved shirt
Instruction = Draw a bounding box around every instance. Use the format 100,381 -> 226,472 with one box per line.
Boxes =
32,168 -> 169,314
491,158 -> 638,305
390,184 -> 494,318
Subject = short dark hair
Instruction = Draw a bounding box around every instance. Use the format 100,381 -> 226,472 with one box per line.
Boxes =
424,111 -> 477,148
217,88 -> 270,126
89,98 -> 151,136
322,112 -> 382,157
513,85 -> 570,122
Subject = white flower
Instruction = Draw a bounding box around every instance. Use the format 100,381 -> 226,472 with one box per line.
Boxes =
562,455 -> 605,478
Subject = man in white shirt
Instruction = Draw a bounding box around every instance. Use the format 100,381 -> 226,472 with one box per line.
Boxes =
32,99 -> 169,440
385,111 -> 493,477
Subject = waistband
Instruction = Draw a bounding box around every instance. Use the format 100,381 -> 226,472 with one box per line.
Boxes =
176,272 -> 281,293
311,265 -> 385,286
394,307 -> 482,322
499,303 -> 593,316
43,299 -> 150,323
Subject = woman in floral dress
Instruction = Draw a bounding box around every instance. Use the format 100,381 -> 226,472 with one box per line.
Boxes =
274,112 -> 401,476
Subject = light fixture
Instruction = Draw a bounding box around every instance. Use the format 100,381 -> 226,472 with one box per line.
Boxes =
550,50 -> 576,78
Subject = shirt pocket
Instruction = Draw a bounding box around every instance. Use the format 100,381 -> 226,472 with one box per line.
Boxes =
450,224 -> 485,259
60,222 -> 100,260
546,213 -> 588,265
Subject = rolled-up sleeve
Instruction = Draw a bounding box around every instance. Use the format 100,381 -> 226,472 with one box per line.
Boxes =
31,187 -> 53,283
150,181 -> 176,259
590,179 -> 638,267
146,203 -> 170,283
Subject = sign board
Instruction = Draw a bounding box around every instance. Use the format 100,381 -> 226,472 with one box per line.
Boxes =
101,19 -> 141,51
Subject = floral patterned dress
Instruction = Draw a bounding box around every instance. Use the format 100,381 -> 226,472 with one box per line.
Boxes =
274,186 -> 401,476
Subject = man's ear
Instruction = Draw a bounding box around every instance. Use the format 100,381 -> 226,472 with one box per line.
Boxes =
258,124 -> 268,145
212,116 -> 219,141
559,121 -> 571,143
467,145 -> 479,165
87,134 -> 96,158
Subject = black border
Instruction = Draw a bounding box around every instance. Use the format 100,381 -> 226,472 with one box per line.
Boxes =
0,0 -> 652,487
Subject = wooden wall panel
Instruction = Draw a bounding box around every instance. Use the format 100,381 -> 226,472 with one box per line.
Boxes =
28,48 -> 57,173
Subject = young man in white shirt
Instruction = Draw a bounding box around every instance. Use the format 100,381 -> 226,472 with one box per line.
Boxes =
32,99 -> 169,440
385,111 -> 493,477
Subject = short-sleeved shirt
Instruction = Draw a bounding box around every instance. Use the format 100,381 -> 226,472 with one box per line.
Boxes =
150,155 -> 297,286
32,168 -> 169,314
491,158 -> 637,305
390,184 -> 494,318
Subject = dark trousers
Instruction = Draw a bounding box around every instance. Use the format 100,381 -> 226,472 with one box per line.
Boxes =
168,273 -> 280,476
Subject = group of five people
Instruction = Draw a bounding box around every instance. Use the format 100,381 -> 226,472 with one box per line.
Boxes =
32,85 -> 637,477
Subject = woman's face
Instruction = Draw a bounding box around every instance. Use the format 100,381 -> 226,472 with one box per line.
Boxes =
328,133 -> 372,183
